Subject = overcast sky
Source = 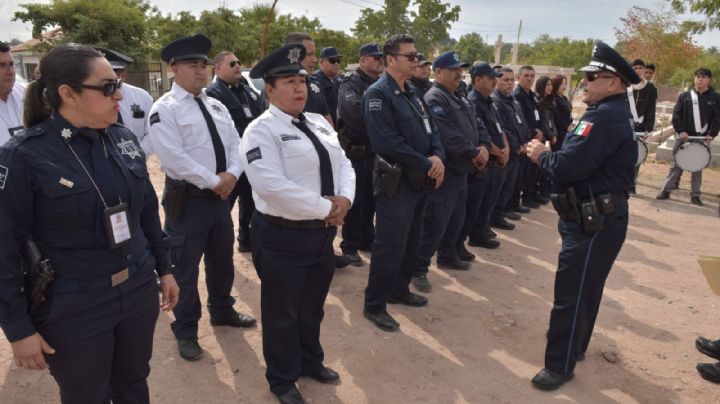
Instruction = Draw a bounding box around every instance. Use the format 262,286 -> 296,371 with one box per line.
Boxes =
3,0 -> 720,48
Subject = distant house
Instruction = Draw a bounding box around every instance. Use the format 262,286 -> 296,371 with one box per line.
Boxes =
10,27 -> 63,80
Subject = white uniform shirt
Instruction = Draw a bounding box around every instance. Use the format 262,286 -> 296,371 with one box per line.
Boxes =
148,82 -> 242,189
241,104 -> 355,221
118,82 -> 154,155
0,81 -> 26,146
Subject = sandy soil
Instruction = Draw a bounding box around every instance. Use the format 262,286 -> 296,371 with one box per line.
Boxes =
1,157 -> 719,404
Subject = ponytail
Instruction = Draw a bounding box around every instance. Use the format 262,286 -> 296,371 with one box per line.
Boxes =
24,79 -> 52,127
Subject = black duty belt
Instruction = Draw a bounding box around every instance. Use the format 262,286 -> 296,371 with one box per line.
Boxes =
185,183 -> 220,199
258,212 -> 332,229
52,251 -> 152,293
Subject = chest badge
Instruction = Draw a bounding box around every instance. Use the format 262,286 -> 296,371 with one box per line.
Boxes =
250,92 -> 258,101
117,139 -> 142,159
211,104 -> 223,114
310,83 -> 321,94
61,128 -> 72,140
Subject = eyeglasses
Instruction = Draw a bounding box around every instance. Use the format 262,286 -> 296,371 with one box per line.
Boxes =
327,58 -> 341,64
584,72 -> 616,82
77,80 -> 122,97
228,60 -> 239,68
392,52 -> 418,62
371,55 -> 382,61
0,61 -> 15,71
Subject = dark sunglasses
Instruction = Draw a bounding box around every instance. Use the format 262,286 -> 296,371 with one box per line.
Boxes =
77,80 -> 122,97
327,58 -> 342,64
228,60 -> 240,67
584,72 -> 616,82
371,55 -> 382,61
392,52 -> 418,62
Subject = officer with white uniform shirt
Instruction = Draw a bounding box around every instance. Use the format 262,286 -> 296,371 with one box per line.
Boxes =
0,42 -> 26,145
148,34 -> 256,362
241,43 -> 355,404
96,48 -> 155,155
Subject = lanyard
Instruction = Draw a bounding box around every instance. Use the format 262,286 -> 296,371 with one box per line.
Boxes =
61,133 -> 122,209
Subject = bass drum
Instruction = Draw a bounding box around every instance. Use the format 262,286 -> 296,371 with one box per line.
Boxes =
675,142 -> 711,172
636,137 -> 648,167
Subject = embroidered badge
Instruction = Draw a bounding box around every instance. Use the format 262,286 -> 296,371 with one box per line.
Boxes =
315,125 -> 331,136
211,104 -> 223,114
368,99 -> 382,111
288,47 -> 302,64
0,164 -> 8,190
149,112 -> 160,126
574,121 -> 593,137
246,147 -> 262,163
250,92 -> 258,101
310,83 -> 321,94
345,92 -> 355,102
117,139 -> 142,159
61,128 -> 72,140
280,134 -> 301,141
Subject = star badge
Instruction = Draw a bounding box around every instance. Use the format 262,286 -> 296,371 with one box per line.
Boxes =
117,139 -> 142,159
310,83 -> 321,93
61,128 -> 72,140
288,47 -> 302,64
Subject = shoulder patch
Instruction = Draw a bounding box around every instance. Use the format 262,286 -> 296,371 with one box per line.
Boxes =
246,147 -> 262,164
573,121 -> 593,137
430,105 -> 447,117
0,164 -> 8,190
149,112 -> 160,126
368,99 -> 382,111
344,91 -> 356,102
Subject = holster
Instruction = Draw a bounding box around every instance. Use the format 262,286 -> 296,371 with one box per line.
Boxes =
346,144 -> 374,160
374,155 -> 402,198
163,177 -> 187,221
20,238 -> 55,315
550,187 -> 580,222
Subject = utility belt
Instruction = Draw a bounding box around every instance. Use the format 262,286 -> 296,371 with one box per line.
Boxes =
258,212 -> 332,229
345,144 -> 375,160
164,176 -> 220,221
373,155 -> 436,198
52,250 -> 153,293
550,187 -> 628,234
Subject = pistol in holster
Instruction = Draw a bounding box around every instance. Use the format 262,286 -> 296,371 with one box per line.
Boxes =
550,187 -> 580,223
163,177 -> 187,221
374,155 -> 402,198
20,238 -> 55,315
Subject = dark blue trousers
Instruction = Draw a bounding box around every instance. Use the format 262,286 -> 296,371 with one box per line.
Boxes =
492,155 -> 520,221
340,157 -> 376,254
465,162 -> 506,242
231,173 -> 255,246
544,201 -> 629,375
250,213 -> 336,394
38,268 -> 159,404
414,171 -> 468,275
165,197 -> 236,340
365,176 -> 428,312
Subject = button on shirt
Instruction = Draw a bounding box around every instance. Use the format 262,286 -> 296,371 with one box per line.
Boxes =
241,104 -> 355,221
118,82 -> 154,155
0,82 -> 26,146
147,82 -> 242,189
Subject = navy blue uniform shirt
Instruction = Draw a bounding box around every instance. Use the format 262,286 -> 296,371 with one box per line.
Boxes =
206,78 -> 263,136
468,89 -> 506,149
305,76 -> 331,118
363,74 -> 445,173
491,90 -> 526,151
312,69 -> 340,124
0,114 -> 170,342
513,86 -> 543,139
539,93 -> 636,197
337,68 -> 377,146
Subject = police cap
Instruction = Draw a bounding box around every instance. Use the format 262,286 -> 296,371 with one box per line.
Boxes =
319,47 -> 342,59
358,43 -> 382,57
250,43 -> 308,79
432,51 -> 469,70
578,41 -> 640,85
96,48 -> 133,70
469,63 -> 503,79
161,34 -> 212,65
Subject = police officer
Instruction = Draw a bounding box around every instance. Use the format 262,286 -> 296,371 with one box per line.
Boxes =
241,43 -> 355,404
526,41 -> 639,390
148,34 -> 256,362
337,43 -> 384,266
628,59 -> 657,193
97,48 -> 155,155
412,51 -> 490,292
464,63 -> 509,250
656,67 -> 720,206
363,34 -> 445,332
409,53 -> 433,98
0,43 -> 179,403
313,46 -> 343,125
0,41 -> 26,144
206,51 -> 263,252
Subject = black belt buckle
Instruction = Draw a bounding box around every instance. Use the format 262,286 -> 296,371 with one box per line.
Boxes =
111,268 -> 129,287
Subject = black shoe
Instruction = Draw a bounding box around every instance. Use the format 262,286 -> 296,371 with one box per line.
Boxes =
457,244 -> 476,261
696,337 -> 720,360
468,237 -> 500,249
335,254 -> 351,268
210,311 -> 257,328
491,219 -> 515,230
485,229 -> 497,238
691,196 -> 703,206
533,194 -> 550,205
412,274 -> 432,292
178,339 -> 203,361
272,386 -> 305,404
343,252 -> 363,267
522,199 -> 541,209
237,242 -> 251,253
301,366 -> 340,384
387,292 -> 428,307
513,205 -> 531,213
656,191 -> 670,200
504,211 -> 522,221
437,259 -> 471,271
697,362 -> 720,383
363,309 -> 399,332
531,368 -> 574,391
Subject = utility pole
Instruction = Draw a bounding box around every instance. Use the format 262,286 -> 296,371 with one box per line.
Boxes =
511,19 -> 522,66
258,0 -> 279,61
494,34 -> 503,66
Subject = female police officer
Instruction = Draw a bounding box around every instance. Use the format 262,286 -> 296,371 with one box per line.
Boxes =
0,44 -> 179,403
241,43 -> 355,404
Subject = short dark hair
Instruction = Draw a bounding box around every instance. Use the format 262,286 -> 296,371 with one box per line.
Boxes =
694,67 -> 712,78
631,59 -> 645,67
645,63 -> 655,71
0,42 -> 9,53
213,51 -> 233,66
285,33 -> 313,44
518,65 -> 534,75
382,34 -> 415,66
500,67 -> 514,75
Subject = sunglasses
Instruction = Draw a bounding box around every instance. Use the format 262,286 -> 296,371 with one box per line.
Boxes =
77,80 -> 122,97
392,52 -> 418,62
228,60 -> 240,68
584,72 -> 616,82
327,58 -> 342,64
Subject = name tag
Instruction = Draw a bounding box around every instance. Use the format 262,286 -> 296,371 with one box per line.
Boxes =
242,105 -> 253,118
423,117 -> 432,135
534,109 -> 540,121
103,203 -> 132,249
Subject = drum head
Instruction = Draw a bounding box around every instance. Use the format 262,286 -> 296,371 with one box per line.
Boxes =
636,138 -> 648,166
675,142 -> 711,172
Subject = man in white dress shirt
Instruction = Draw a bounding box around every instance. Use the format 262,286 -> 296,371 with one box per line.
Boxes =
0,42 -> 26,145
148,34 -> 256,362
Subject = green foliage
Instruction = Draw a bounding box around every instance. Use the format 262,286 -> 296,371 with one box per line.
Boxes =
521,35 -> 596,70
671,0 -> 720,33
452,33 -> 493,64
667,49 -> 720,86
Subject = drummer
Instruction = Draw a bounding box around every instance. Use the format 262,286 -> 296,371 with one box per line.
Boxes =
628,59 -> 657,194
656,68 -> 720,206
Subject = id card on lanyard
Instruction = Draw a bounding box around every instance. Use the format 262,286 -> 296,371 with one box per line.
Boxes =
242,105 -> 253,119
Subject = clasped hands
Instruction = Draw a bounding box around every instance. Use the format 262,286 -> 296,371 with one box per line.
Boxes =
213,172 -> 237,200
324,195 -> 352,226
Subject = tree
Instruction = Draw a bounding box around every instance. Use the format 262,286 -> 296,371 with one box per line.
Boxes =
453,33 -> 493,64
521,35 -> 596,69
670,0 -> 720,33
14,0 -> 154,61
615,5 -> 700,84
410,0 -> 460,55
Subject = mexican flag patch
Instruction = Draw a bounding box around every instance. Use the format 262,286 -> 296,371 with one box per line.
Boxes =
573,121 -> 593,137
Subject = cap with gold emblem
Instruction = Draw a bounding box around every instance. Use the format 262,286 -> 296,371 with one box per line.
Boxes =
250,43 -> 308,79
578,41 -> 640,85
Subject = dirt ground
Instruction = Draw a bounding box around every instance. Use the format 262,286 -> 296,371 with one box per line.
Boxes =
1,156 -> 719,404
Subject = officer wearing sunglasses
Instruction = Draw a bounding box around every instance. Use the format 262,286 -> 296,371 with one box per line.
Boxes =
312,47 -> 343,125
526,41 -> 640,391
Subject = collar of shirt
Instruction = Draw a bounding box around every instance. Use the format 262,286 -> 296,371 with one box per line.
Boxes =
432,81 -> 462,103
49,112 -> 82,141
171,81 -> 208,102
268,103 -> 300,129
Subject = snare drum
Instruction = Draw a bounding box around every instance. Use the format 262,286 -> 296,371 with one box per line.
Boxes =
635,137 -> 648,166
675,141 -> 711,172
